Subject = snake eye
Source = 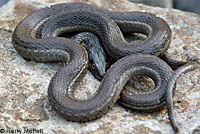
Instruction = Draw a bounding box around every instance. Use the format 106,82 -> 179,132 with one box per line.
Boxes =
92,64 -> 96,70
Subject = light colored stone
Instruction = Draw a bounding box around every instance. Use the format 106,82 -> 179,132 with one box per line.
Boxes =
0,0 -> 199,134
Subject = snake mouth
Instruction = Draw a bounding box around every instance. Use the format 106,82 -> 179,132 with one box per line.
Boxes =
88,62 -> 105,81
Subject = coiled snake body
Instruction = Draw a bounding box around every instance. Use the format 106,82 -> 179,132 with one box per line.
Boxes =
12,2 -> 173,126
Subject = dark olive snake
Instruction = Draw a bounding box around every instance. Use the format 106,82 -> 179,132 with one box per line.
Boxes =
12,2 -> 199,133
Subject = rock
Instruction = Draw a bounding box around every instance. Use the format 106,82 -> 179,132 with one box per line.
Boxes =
0,0 -> 199,134
0,0 -> 9,8
174,0 -> 200,15
128,0 -> 173,8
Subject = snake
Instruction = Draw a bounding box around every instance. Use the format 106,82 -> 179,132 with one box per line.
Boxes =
166,61 -> 199,133
12,2 -> 177,130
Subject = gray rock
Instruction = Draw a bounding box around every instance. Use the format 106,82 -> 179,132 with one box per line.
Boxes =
128,0 -> 200,15
0,0 -> 9,7
128,0 -> 172,8
174,0 -> 200,14
0,0 -> 199,134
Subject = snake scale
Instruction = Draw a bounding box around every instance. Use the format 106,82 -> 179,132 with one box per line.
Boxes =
12,2 -> 199,133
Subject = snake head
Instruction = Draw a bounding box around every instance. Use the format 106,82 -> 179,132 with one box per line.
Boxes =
72,32 -> 107,80
88,46 -> 107,80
